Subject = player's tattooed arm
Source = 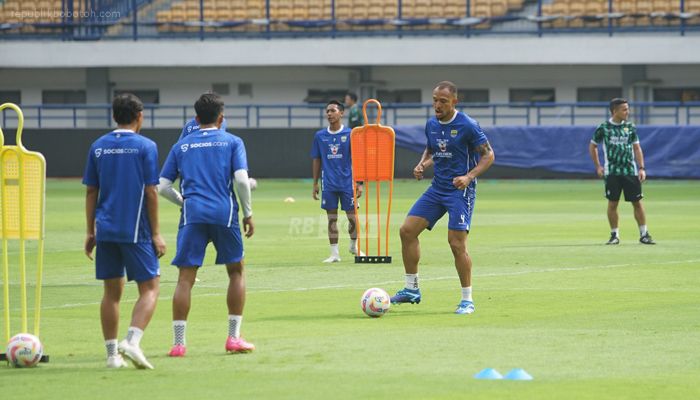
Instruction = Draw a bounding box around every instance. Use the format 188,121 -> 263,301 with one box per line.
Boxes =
475,141 -> 493,158
455,141 -> 495,187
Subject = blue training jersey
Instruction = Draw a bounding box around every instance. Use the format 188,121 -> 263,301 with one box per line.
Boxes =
425,111 -> 488,192
82,129 -> 159,243
179,117 -> 228,140
161,128 -> 248,227
310,125 -> 353,192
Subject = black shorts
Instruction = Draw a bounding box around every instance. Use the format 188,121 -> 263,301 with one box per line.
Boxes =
605,175 -> 643,202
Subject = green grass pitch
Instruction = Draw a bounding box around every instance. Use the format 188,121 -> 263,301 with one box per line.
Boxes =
1,178 -> 699,399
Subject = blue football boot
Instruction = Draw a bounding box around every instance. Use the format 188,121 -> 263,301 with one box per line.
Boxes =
455,300 -> 475,315
390,288 -> 422,304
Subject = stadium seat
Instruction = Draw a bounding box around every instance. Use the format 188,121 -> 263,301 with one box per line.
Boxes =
383,5 -> 398,18
507,0 -> 525,11
3,2 -> 20,13
368,5 -> 383,19
490,0 -> 508,17
471,3 -> 491,29
568,1 -> 585,28
156,11 -> 168,33
186,8 -> 201,21
246,5 -> 265,19
292,7 -> 309,21
335,4 -> 352,19
170,8 -> 185,21
636,1 -> 653,25
444,5 -> 463,18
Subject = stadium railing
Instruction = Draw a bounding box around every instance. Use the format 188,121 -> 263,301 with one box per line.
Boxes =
2,102 -> 700,129
1,0 -> 699,40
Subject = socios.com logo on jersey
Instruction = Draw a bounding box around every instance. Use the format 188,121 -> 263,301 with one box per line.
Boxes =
95,148 -> 102,158
181,144 -> 189,152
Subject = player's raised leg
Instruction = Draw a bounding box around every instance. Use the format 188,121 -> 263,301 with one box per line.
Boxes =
169,267 -> 197,357
225,261 -> 255,353
391,216 -> 429,304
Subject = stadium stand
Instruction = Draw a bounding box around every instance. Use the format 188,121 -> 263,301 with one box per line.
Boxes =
1,0 -> 698,38
539,0 -> 700,29
153,0 -> 527,33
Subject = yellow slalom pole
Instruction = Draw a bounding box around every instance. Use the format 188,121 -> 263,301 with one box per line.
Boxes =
1,238 -> 8,343
34,166 -> 46,336
0,114 -> 10,342
16,105 -> 28,334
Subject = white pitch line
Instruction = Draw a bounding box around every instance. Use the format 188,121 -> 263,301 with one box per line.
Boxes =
8,258 -> 700,312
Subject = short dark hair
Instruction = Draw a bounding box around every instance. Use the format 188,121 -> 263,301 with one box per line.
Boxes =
434,81 -> 458,97
327,100 -> 345,112
609,98 -> 628,113
345,92 -> 358,102
195,93 -> 224,125
112,93 -> 143,125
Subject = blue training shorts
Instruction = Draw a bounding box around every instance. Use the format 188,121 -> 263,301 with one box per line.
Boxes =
96,241 -> 160,282
321,190 -> 355,211
172,223 -> 244,267
407,184 -> 476,231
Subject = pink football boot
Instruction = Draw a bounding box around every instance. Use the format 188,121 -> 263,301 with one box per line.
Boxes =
225,337 -> 255,353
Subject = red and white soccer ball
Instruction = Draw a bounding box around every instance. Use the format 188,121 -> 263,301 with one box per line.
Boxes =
6,333 -> 43,368
361,288 -> 391,318
249,177 -> 257,191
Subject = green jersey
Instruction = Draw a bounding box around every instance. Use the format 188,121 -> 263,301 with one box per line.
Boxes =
348,104 -> 362,129
592,119 -> 640,176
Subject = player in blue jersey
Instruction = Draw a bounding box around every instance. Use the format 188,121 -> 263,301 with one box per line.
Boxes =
179,116 -> 227,140
158,93 -> 255,356
83,93 -> 166,369
311,100 -> 363,263
390,81 -> 495,315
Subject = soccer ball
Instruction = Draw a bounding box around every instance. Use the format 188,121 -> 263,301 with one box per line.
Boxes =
361,288 -> 391,318
249,177 -> 257,191
6,333 -> 43,368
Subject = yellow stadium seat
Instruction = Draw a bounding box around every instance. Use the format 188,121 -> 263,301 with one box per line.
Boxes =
471,3 -> 491,28
157,10 -> 172,22
368,5 -> 383,19
292,7 -> 309,20
507,0 -> 524,11
491,0 -> 508,17
445,5 -> 463,18
246,7 -> 265,19
383,5 -> 398,18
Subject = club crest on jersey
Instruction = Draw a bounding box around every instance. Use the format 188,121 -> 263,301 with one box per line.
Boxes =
623,127 -> 629,133
341,135 -> 347,142
181,144 -> 189,152
329,144 -> 339,155
437,139 -> 448,152
94,148 -> 102,158
450,129 -> 458,137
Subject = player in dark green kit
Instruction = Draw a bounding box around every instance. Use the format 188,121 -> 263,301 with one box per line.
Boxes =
344,92 -> 362,129
589,98 -> 655,245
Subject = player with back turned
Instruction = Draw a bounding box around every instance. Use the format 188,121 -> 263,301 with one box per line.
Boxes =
158,93 -> 255,356
83,93 -> 165,369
